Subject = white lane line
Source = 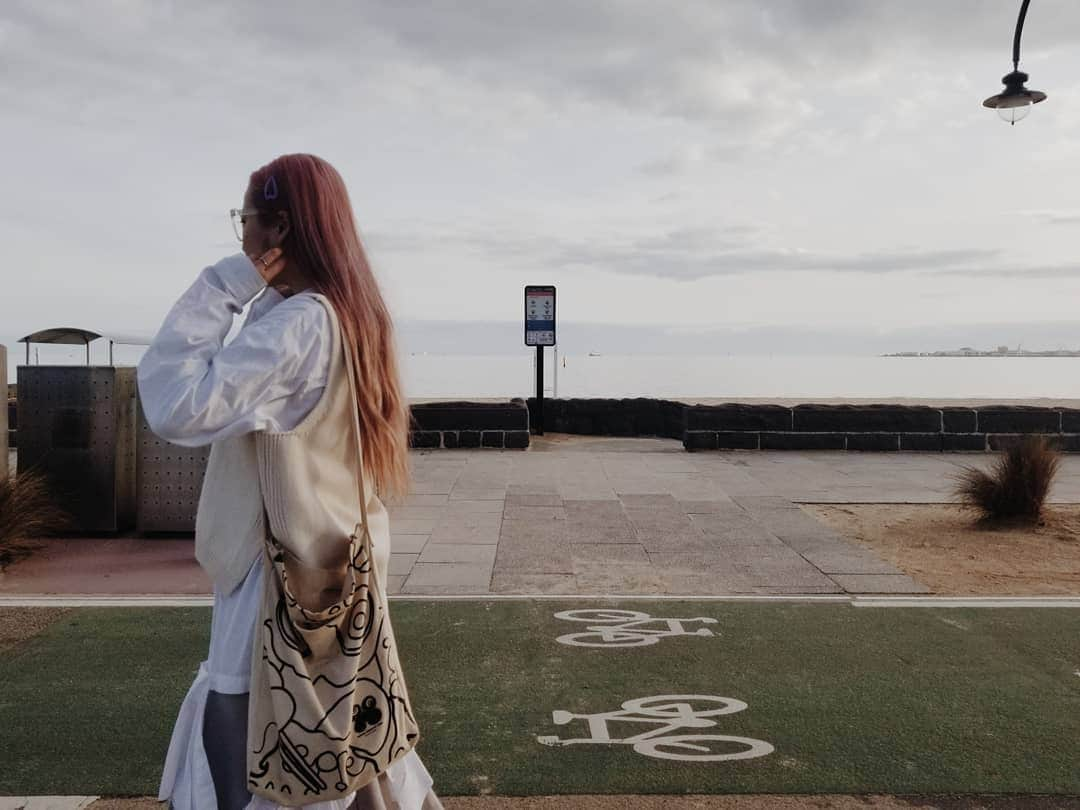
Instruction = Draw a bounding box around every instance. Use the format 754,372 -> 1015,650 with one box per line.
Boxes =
0,798 -> 98,810
0,594 -> 848,607
390,594 -> 853,603
853,596 -> 1080,609
2,593 -> 1080,608
0,595 -> 213,607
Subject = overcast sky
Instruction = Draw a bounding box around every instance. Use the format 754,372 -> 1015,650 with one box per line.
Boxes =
5,0 -> 1080,373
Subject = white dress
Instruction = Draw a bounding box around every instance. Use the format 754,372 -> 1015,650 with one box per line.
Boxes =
138,255 -> 434,810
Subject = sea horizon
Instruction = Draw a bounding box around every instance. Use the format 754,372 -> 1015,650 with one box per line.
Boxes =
11,347 -> 1080,401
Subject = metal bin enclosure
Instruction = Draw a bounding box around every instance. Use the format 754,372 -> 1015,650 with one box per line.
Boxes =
135,394 -> 209,533
16,365 -> 137,532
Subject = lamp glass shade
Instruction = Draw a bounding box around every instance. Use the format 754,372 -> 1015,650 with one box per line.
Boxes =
997,103 -> 1031,123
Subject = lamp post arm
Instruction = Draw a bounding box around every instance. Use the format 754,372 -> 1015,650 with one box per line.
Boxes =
1013,0 -> 1031,70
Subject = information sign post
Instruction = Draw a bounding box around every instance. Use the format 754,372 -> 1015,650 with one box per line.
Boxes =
524,285 -> 556,435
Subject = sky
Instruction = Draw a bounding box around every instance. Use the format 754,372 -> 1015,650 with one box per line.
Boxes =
6,0 -> 1080,378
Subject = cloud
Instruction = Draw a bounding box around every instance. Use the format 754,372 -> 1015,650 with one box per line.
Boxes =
370,223 -> 1001,281
1020,209 -> 1080,225
12,1 -> 1069,156
943,263 -> 1078,279
6,0 -> 1080,347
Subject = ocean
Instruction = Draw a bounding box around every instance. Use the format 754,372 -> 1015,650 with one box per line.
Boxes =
403,353 -> 1080,401
8,346 -> 1080,401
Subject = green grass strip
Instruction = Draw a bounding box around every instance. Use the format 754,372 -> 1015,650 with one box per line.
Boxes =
0,602 -> 1077,796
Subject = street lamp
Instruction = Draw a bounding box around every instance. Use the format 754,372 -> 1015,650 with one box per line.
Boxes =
983,0 -> 1047,124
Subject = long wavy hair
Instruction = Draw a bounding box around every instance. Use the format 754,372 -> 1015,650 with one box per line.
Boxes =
248,154 -> 411,502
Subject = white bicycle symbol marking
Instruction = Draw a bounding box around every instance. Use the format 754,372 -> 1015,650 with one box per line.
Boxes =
537,694 -> 774,762
554,609 -> 718,648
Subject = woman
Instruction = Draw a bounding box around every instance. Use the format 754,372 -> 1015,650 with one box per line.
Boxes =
138,154 -> 442,810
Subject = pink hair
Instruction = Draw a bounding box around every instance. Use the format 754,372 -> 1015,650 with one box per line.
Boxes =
249,154 -> 411,501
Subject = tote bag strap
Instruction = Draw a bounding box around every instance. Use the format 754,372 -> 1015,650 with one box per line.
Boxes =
340,321 -> 370,537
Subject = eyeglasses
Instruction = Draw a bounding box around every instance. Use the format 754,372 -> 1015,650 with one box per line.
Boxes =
229,208 -> 260,242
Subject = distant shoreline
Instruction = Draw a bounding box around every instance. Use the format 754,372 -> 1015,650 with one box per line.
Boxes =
883,351 -> 1080,358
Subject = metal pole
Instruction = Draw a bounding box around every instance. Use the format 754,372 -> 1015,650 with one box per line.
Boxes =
535,345 -> 544,435
1013,0 -> 1031,70
553,344 -> 558,398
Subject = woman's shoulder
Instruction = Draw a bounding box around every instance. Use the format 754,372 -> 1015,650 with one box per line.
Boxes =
258,290 -> 333,333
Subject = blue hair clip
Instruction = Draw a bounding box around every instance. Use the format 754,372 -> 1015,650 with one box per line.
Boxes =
263,175 -> 279,201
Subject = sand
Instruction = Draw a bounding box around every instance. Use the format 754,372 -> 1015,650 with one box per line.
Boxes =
806,504 -> 1080,595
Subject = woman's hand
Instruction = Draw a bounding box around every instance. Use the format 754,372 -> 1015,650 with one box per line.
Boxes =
248,248 -> 293,296
249,247 -> 285,283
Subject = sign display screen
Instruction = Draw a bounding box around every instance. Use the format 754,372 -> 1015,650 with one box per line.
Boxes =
524,285 -> 556,346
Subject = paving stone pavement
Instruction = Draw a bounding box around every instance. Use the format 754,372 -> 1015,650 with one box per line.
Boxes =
386,436 -> 1080,596
8,439 -> 1080,597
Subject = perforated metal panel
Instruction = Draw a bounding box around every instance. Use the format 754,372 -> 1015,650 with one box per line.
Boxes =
16,365 -> 137,532
1,347 -> 8,481
135,395 -> 209,533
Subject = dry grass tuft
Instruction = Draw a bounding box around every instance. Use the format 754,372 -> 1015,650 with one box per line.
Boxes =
952,436 -> 1060,525
0,467 -> 74,568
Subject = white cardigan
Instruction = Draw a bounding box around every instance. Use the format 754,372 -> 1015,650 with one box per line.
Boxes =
136,253 -> 390,594
137,253 -> 332,446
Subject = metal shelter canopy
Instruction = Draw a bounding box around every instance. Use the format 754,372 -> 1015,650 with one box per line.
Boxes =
18,327 -> 153,365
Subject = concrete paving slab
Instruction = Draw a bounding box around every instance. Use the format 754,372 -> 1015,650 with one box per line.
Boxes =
636,531 -> 706,555
502,505 -> 566,521
388,553 -> 418,576
571,543 -> 649,563
409,482 -> 455,495
677,499 -> 737,513
831,574 -> 931,594
622,509 -> 698,537
794,547 -> 906,576
574,564 -> 669,593
401,563 -> 492,592
505,493 -> 562,506
751,509 -> 847,543
646,552 -> 706,569
494,542 -> 574,576
387,506 -> 445,520
403,493 -> 449,506
489,573 -> 577,593
435,513 -> 503,530
619,493 -> 681,509
733,495 -> 803,512
389,518 -> 436,534
429,523 -> 501,544
418,544 -> 498,566
389,534 -> 429,554
447,489 -> 505,501
445,499 -> 505,514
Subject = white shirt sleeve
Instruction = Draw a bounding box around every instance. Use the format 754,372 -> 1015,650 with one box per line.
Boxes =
136,253 -> 332,447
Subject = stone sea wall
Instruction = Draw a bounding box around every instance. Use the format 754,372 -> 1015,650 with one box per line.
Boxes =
685,403 -> 1080,451
409,399 -> 530,450
9,383 -> 1080,453
526,398 -> 1080,452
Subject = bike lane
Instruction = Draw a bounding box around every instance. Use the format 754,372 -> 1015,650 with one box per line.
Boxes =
0,600 -> 1077,798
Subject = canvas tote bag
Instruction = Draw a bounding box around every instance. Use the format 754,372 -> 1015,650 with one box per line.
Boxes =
247,324 -> 420,806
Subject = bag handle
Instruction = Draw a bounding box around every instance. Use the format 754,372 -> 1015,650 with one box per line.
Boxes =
340,321 -> 370,539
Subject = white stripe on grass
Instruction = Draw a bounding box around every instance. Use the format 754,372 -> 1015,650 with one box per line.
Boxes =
2,594 -> 1080,608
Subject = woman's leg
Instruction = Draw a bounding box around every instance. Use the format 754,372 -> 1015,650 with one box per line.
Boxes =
203,689 -> 252,810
